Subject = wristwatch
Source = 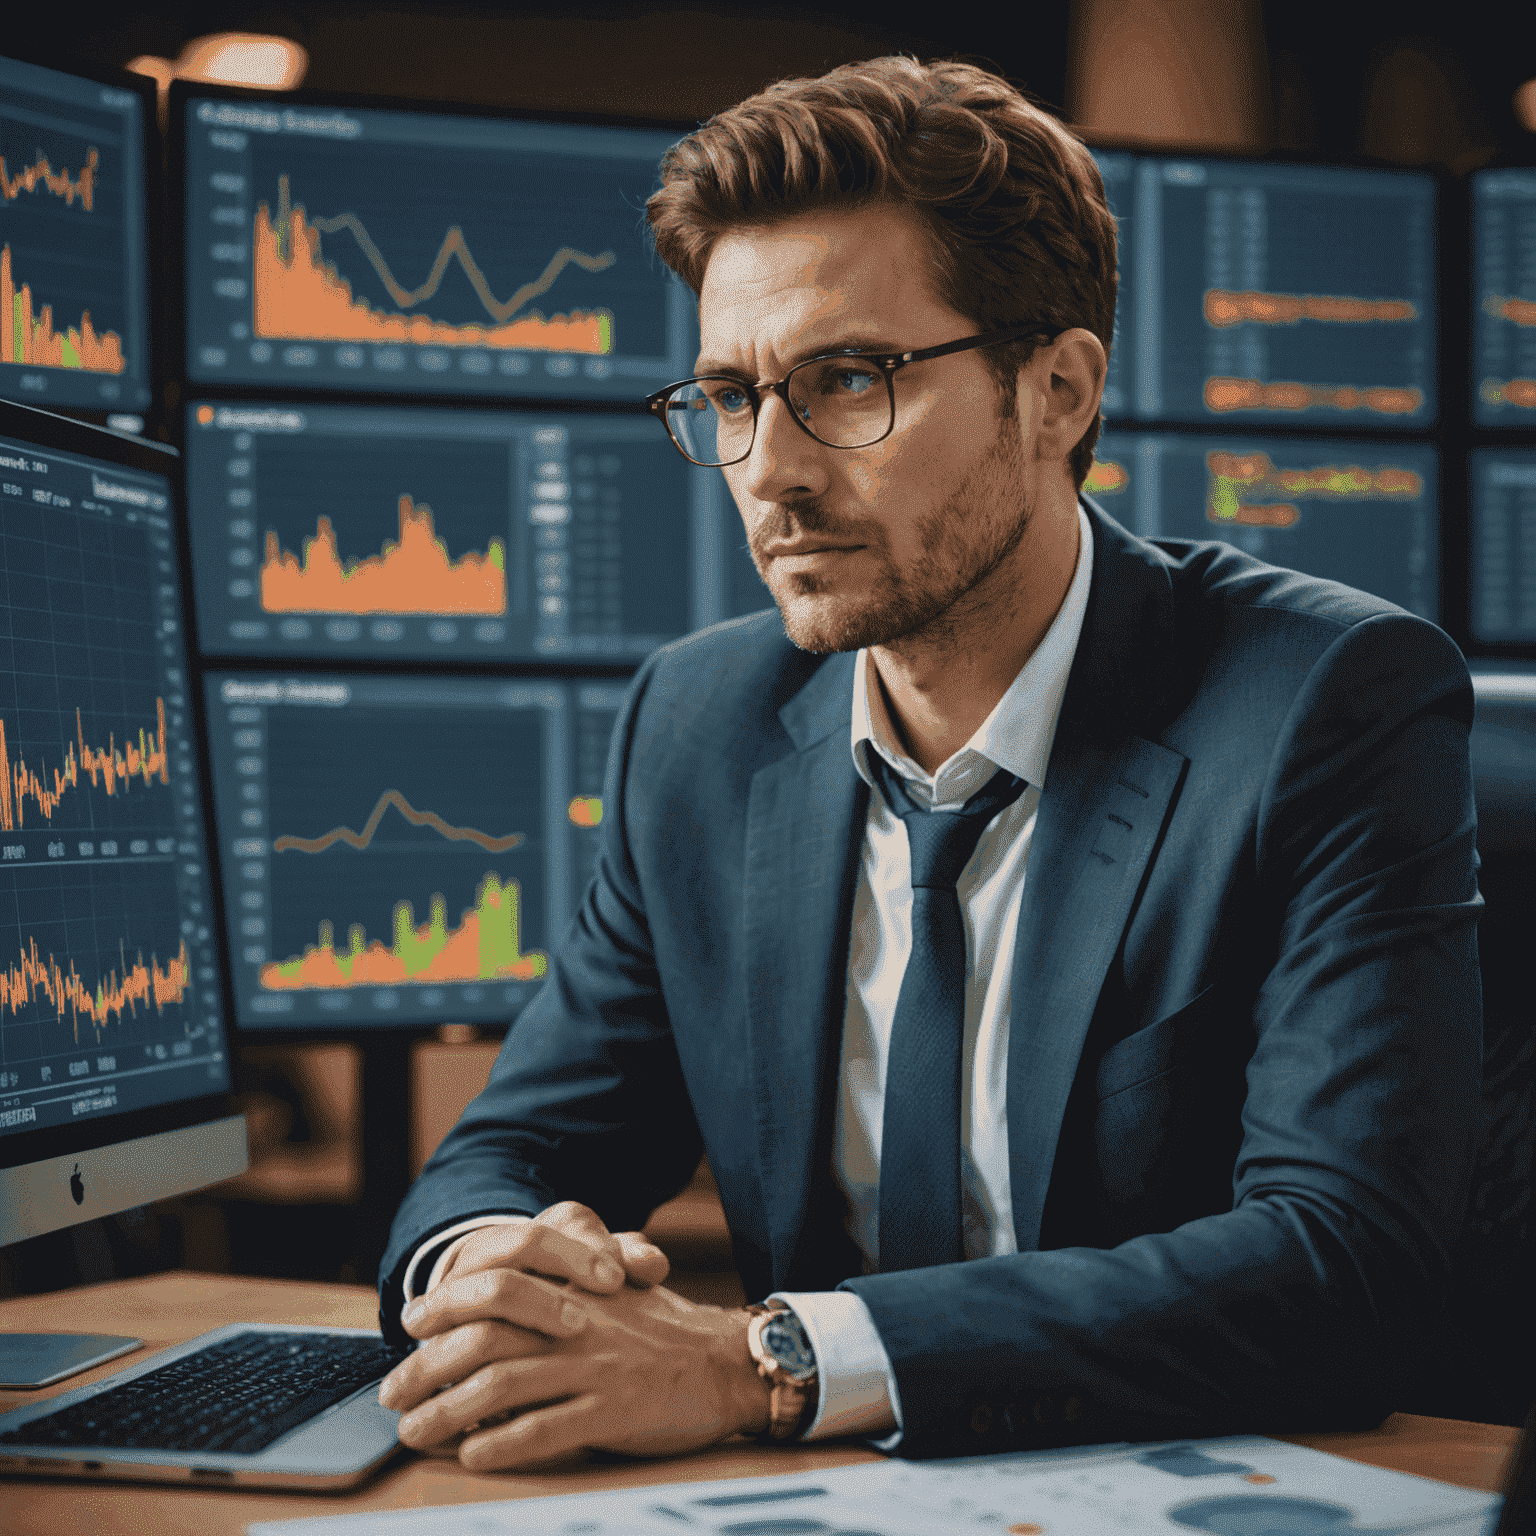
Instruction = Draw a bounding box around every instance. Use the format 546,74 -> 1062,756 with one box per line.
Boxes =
744,1301 -> 819,1441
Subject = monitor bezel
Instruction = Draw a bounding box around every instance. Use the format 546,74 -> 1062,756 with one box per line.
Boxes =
0,398 -> 241,1176
164,77 -> 697,420
0,52 -> 161,429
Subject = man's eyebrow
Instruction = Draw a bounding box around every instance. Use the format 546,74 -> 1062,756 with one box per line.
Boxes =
692,336 -> 910,379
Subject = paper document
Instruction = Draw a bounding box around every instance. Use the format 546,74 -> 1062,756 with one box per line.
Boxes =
247,1434 -> 1502,1535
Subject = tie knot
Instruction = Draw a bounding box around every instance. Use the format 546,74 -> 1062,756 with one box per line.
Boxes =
867,755 -> 1026,891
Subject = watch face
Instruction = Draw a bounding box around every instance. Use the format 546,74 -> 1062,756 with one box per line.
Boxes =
763,1314 -> 817,1381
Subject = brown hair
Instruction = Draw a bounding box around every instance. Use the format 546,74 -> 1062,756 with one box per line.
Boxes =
646,56 -> 1118,486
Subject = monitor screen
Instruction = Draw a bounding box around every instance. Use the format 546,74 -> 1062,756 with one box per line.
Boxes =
179,90 -> 693,402
1091,430 -> 1438,620
1090,149 -> 1134,422
1129,158 -> 1436,430
1469,449 -> 1536,643
0,54 -> 153,412
0,412 -> 226,1144
185,401 -> 760,660
1471,169 -> 1536,427
204,672 -> 640,1031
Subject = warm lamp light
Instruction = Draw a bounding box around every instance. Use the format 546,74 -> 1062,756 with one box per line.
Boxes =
128,33 -> 308,110
1516,79 -> 1536,133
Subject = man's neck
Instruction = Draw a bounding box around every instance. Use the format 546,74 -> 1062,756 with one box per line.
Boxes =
869,500 -> 1082,775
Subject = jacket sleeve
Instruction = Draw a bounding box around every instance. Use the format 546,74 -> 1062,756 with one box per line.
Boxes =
377,651 -> 704,1347
842,611 -> 1483,1454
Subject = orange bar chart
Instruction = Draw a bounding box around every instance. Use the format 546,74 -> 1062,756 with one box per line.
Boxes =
1,244 -> 125,374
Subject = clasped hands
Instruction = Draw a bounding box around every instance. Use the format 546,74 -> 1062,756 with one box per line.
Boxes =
378,1203 -> 771,1470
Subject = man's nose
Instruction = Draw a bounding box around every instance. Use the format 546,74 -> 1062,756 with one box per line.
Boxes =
739,390 -> 831,506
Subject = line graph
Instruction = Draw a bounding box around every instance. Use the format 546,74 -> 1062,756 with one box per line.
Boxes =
1203,378 -> 1423,416
253,176 -> 615,354
0,700 -> 169,831
1,933 -> 189,1045
1,147 -> 97,210
273,788 -> 526,855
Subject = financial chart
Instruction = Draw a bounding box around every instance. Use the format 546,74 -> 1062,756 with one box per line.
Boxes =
0,55 -> 152,410
204,673 -> 578,1030
1093,431 -> 1438,619
569,682 -> 625,895
1472,170 -> 1536,425
182,95 -> 694,401
1470,449 -> 1536,642
1131,159 -> 1436,429
0,431 -> 225,1139
185,402 -> 743,660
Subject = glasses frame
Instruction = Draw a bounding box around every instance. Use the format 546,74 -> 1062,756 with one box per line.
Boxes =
644,323 -> 1062,467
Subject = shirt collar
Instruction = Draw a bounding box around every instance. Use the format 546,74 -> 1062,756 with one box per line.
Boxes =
850,500 -> 1094,804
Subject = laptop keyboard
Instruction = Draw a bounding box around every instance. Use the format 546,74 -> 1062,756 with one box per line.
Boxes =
0,1331 -> 402,1457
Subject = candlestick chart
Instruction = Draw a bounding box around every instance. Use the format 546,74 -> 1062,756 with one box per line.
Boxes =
206,674 -> 562,1028
0,58 -> 149,405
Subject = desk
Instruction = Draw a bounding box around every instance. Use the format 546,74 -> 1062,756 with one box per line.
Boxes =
2,1274 -> 1521,1536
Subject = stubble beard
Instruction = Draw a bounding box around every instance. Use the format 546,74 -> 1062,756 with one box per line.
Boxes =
750,410 -> 1032,656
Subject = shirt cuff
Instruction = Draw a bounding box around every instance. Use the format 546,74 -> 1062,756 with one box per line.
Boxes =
402,1214 -> 532,1302
771,1289 -> 902,1444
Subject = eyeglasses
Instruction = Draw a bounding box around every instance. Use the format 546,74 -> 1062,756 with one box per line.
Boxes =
644,324 -> 1060,468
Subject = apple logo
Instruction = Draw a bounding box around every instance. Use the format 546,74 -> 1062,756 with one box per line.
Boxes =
70,1164 -> 84,1205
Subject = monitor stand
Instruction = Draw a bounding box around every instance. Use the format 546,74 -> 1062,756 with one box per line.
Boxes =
0,1333 -> 143,1389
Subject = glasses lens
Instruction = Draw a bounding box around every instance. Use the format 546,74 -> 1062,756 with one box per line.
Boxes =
787,358 -> 892,448
663,379 -> 756,467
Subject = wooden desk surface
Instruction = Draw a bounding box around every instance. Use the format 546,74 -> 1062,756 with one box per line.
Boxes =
1,1273 -> 1520,1536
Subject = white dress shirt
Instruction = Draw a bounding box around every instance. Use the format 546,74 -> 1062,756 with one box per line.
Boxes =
408,504 -> 1094,1446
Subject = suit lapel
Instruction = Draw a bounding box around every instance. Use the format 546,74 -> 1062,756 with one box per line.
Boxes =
1007,501 -> 1190,1253
745,651 -> 867,1288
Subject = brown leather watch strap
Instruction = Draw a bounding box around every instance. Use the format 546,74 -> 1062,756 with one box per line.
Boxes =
744,1303 -> 819,1441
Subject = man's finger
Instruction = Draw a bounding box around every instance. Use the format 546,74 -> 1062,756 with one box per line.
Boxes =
379,1318 -> 546,1413
401,1267 -> 589,1343
445,1219 -> 626,1293
458,1391 -> 605,1472
613,1230 -> 670,1287
396,1355 -> 590,1451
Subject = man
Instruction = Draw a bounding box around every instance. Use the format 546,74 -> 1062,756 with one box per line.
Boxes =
376,57 -> 1481,1469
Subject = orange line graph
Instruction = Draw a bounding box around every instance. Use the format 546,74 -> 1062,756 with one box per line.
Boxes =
1,934 -> 189,1045
1484,295 -> 1536,328
273,788 -> 526,856
0,700 -> 169,831
260,495 -> 507,616
253,177 -> 614,354
1204,289 -> 1417,328
1,244 -> 125,373
0,147 -> 97,210
1206,450 -> 1423,530
1204,377 -> 1423,416
260,871 -> 545,992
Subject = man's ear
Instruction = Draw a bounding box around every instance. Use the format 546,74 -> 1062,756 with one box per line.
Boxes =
1027,328 -> 1107,465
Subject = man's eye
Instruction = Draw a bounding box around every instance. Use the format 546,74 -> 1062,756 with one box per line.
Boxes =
831,368 -> 880,396
706,384 -> 751,414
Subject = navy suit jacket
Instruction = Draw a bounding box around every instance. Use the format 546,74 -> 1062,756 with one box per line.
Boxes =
381,501 -> 1482,1454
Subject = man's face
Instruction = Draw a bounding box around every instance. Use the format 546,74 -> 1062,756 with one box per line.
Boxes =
697,204 -> 1038,654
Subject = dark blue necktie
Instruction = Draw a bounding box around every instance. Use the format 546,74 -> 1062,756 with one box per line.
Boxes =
865,753 -> 1027,1272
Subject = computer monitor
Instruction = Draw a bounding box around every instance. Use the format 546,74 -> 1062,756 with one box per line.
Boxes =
0,54 -> 155,414
0,399 -> 242,1383
1128,156 -> 1437,430
1469,448 -> 1536,645
1091,429 -> 1439,621
172,82 -> 694,403
202,670 -> 646,1033
183,400 -> 750,661
1471,169 -> 1536,427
